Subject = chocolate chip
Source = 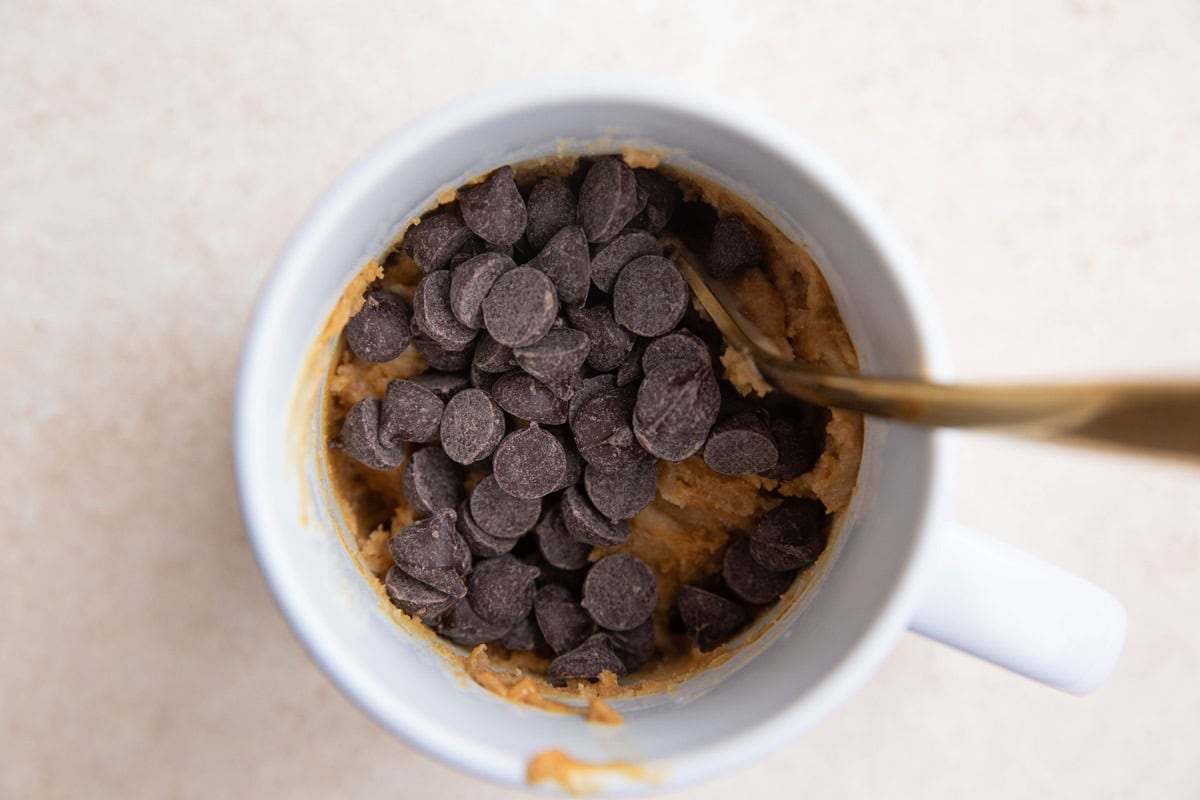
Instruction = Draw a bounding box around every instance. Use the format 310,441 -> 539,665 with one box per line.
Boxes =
345,290 -> 412,362
571,388 -> 650,470
472,333 -> 515,373
440,388 -> 505,464
589,231 -> 661,293
614,338 -> 647,387
497,615 -> 542,652
568,374 -> 616,426
449,252 -> 517,328
333,398 -> 406,470
547,633 -> 627,681
379,379 -> 443,446
459,166 -> 527,246
535,506 -> 593,570
469,474 -> 541,539
566,306 -> 634,372
527,225 -> 590,307
388,508 -> 472,577
703,411 -> 779,475
413,270 -> 478,350
456,500 -> 517,557
437,599 -> 509,647
449,236 -> 515,268
470,361 -> 505,394
707,214 -> 763,279
545,425 -> 583,490
606,618 -> 657,671
403,213 -> 475,273
633,358 -> 720,462
749,497 -> 829,571
722,537 -> 796,605
760,408 -> 829,481
481,266 -> 559,348
559,486 -> 631,548
410,371 -> 470,402
401,446 -> 464,515
468,554 -> 540,627
612,255 -> 689,337
534,584 -> 596,654
384,566 -> 458,621
491,371 -> 569,425
583,461 -> 657,522
512,328 -> 589,400
413,335 -> 473,372
525,178 -> 578,250
582,554 -> 657,631
676,585 -> 750,651
493,424 -> 568,500
632,169 -> 677,234
642,330 -> 712,374
577,157 -> 640,244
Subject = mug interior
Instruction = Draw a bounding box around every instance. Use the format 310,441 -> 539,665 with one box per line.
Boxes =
235,78 -> 951,792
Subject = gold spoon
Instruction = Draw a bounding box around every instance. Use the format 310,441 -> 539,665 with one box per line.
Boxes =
661,236 -> 1200,462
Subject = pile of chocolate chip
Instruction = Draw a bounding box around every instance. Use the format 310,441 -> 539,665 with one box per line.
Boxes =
333,157 -> 832,681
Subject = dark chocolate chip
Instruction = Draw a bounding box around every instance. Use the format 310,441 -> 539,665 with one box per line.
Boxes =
760,408 -> 830,481
469,361 -> 505,394
583,461 -> 657,522
707,214 -> 763,279
497,615 -> 542,652
413,335 -> 473,372
566,306 -> 634,372
384,566 -> 458,621
545,425 -> 583,491
467,554 -> 540,627
568,374 -> 616,426
491,371 -> 569,425
633,358 -> 721,462
547,633 -> 627,681
605,618 -> 657,672
449,236 -> 515,269
535,506 -> 593,571
589,231 -> 661,293
449,252 -> 517,328
403,213 -> 476,273
388,507 -> 471,575
379,379 -> 444,446
632,169 -> 677,234
345,290 -> 412,363
525,178 -> 578,251
492,424 -> 568,500
571,388 -> 651,470
440,388 -> 506,464
413,270 -> 478,350
410,370 -> 470,402
400,446 -> 464,515
676,585 -> 751,651
333,398 -> 406,470
456,499 -> 517,558
614,338 -> 647,387
612,255 -> 689,337
534,584 -> 596,655
468,474 -> 541,539
577,157 -> 640,244
582,554 -> 657,631
642,330 -> 712,374
749,497 -> 829,572
703,411 -> 779,475
458,166 -> 527,247
512,327 -> 589,401
722,537 -> 796,605
472,332 -> 515,373
481,266 -> 559,348
527,225 -> 590,307
437,599 -> 510,647
560,486 -> 631,547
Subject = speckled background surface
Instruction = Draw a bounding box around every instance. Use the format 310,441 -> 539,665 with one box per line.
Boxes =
3,1 -> 1198,797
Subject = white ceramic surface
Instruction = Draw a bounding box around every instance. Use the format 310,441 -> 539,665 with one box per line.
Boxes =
234,76 -> 1125,793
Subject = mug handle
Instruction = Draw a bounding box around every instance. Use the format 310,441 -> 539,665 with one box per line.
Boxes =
909,522 -> 1127,693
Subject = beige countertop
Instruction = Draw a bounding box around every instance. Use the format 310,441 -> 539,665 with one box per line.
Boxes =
3,1 -> 1198,797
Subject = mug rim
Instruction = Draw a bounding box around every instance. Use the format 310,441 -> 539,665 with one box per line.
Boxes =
234,73 -> 956,790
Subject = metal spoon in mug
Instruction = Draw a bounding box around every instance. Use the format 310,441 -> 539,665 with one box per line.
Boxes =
661,236 -> 1200,462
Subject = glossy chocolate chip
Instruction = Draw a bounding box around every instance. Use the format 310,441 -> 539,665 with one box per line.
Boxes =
472,333 -> 515,373
403,213 -> 475,273
401,446 -> 464,515
491,371 -> 569,425
513,327 -> 589,401
379,379 -> 443,446
642,330 -> 712,374
589,231 -> 661,293
497,615 -> 542,652
612,255 -> 689,337
449,252 -> 517,328
571,388 -> 650,470
345,289 -> 412,362
456,500 -> 517,558
534,584 -> 596,655
388,508 -> 472,577
577,157 -> 640,244
722,537 -> 796,605
493,424 -> 568,500
703,411 -> 779,475
413,335 -> 473,372
676,585 -> 750,651
467,554 -> 540,627
582,554 -> 657,631
459,166 -> 527,247
749,497 -> 829,572
632,169 -> 677,234
566,306 -> 634,372
568,374 -> 616,426
547,633 -> 627,681
707,214 -> 763,279
384,566 -> 458,621
535,506 -> 593,571
560,486 -> 631,547
333,398 -> 406,470
481,266 -> 559,348
525,178 -> 578,251
437,599 -> 510,647
469,474 -> 541,539
413,270 -> 478,349
606,618 -> 657,672
760,408 -> 829,481
527,225 -> 590,307
410,370 -> 470,402
633,358 -> 721,462
583,461 -> 657,522
440,388 -> 505,464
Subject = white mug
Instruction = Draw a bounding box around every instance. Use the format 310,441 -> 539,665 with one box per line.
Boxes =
235,75 -> 1126,793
